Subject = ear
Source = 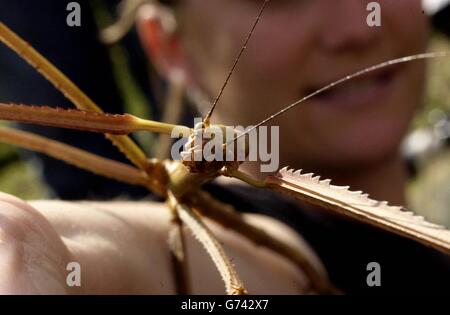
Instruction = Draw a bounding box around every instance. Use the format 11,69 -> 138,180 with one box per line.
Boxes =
136,4 -> 189,85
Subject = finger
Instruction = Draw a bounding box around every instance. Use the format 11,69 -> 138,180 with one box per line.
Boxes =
0,193 -> 79,294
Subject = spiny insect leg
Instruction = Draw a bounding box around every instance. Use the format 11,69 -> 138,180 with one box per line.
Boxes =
185,190 -> 335,294
0,103 -> 188,135
0,126 -> 166,196
168,191 -> 247,295
0,22 -> 149,171
167,195 -> 191,294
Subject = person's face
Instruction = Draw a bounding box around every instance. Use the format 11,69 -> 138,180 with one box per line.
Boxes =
172,0 -> 430,172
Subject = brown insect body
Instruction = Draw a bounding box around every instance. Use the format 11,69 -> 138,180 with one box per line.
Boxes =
181,122 -> 247,173
0,0 -> 449,294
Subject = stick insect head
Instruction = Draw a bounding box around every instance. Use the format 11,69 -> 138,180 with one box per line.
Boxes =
180,121 -> 249,174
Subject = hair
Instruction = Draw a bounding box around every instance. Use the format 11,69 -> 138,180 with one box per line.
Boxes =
100,0 -> 178,44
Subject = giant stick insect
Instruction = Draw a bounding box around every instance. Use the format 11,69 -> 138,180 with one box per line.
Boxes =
0,0 -> 449,295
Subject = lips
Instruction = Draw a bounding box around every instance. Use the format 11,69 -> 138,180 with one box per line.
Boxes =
304,63 -> 402,110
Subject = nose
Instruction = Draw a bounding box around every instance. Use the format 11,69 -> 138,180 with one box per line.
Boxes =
319,0 -> 380,53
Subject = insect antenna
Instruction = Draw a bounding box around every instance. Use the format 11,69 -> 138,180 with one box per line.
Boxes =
228,51 -> 449,145
203,0 -> 270,125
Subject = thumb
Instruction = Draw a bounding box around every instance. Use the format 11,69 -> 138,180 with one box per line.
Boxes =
0,192 -> 79,294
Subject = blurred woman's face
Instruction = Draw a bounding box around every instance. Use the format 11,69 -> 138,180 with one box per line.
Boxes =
175,0 -> 429,172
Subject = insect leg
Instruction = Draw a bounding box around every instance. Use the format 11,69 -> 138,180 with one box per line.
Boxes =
185,190 -> 335,294
0,22 -> 149,171
168,191 -> 247,295
0,126 -> 166,196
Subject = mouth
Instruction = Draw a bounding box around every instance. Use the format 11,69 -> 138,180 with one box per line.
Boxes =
304,62 -> 403,110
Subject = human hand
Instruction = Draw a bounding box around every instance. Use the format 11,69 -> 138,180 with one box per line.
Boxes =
0,192 -> 324,294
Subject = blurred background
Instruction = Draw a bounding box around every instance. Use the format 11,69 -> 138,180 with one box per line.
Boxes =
0,0 -> 449,227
